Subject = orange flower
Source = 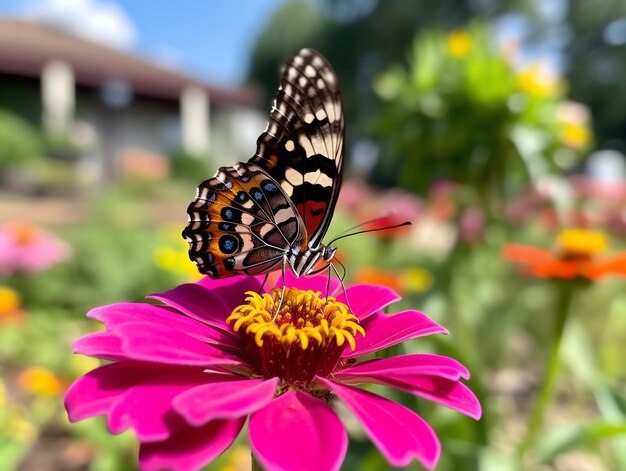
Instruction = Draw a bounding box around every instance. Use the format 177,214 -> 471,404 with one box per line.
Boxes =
503,228 -> 626,280
0,286 -> 24,325
17,367 -> 66,397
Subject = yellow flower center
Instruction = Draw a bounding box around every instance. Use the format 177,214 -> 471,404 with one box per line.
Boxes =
227,288 -> 364,388
557,228 -> 607,259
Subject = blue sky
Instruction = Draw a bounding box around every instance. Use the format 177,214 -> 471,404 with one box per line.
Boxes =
0,0 -> 287,86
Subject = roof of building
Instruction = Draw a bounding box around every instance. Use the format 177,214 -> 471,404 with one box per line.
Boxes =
0,18 -> 258,106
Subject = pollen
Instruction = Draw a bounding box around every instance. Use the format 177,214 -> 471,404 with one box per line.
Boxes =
557,228 -> 607,259
227,287 -> 364,387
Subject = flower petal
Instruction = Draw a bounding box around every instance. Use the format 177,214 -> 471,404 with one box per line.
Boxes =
320,379 -> 440,469
501,244 -> 553,263
108,376 -> 206,441
343,310 -> 447,358
336,284 -> 401,320
337,354 -> 469,381
173,377 -> 279,427
249,390 -> 347,471
283,271 -> 341,296
139,417 -> 245,471
66,361 -> 201,422
73,332 -> 125,360
342,373 -> 481,420
113,322 -> 242,366
148,276 -> 261,332
88,302 -> 234,347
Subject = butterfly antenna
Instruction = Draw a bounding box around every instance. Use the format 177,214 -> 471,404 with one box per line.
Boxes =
327,221 -> 411,246
329,212 -> 399,240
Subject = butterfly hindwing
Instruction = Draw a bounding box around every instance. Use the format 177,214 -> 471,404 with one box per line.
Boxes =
249,48 -> 344,249
183,163 -> 306,278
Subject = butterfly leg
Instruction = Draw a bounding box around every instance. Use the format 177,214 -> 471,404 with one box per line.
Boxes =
330,262 -> 355,315
272,257 -> 288,321
325,264 -> 333,298
259,273 -> 270,294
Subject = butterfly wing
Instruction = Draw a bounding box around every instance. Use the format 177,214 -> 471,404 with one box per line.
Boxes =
249,48 -> 344,249
183,163 -> 306,278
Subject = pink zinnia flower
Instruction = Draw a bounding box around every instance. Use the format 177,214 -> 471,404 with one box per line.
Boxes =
65,274 -> 481,471
0,222 -> 70,276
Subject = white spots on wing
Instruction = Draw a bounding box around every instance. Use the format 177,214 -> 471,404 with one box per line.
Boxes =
241,213 -> 255,225
285,140 -> 295,152
307,87 -> 317,97
304,169 -> 333,187
281,181 -> 294,197
259,223 -> 274,238
324,71 -> 336,85
317,78 -> 325,89
287,67 -> 298,81
312,56 -> 324,68
215,171 -> 228,183
298,76 -> 307,87
304,113 -> 314,124
293,55 -> 304,66
315,109 -> 327,121
285,167 -> 304,185
239,233 -> 254,250
197,186 -> 209,200
324,100 -> 339,124
274,207 -> 295,224
299,137 -> 315,158
283,84 -> 293,96
305,65 -> 316,77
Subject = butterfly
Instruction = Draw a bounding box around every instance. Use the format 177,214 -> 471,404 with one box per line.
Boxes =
183,48 -> 344,282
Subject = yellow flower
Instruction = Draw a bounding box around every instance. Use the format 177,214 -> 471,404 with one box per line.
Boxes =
400,267 -> 433,293
447,30 -> 472,57
557,228 -> 607,258
155,225 -> 203,281
10,415 -> 37,443
17,367 -> 65,397
561,123 -> 591,149
517,62 -> 560,97
0,286 -> 23,324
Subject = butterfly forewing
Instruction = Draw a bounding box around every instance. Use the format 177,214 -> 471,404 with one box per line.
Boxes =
249,48 -> 344,249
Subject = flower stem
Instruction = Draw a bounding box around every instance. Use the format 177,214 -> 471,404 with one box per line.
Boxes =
251,454 -> 264,471
516,281 -> 574,463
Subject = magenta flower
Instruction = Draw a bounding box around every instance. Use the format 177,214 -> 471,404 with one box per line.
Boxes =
65,274 -> 481,471
0,222 -> 70,276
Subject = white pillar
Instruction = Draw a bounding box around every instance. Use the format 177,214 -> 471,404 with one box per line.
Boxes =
181,85 -> 210,156
41,60 -> 75,135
